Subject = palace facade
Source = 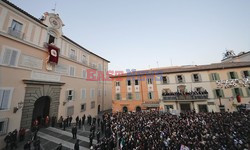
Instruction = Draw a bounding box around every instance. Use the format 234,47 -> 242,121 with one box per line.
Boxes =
0,0 -> 111,147
111,62 -> 250,114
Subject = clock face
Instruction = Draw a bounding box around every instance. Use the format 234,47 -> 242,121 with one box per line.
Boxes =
49,17 -> 60,29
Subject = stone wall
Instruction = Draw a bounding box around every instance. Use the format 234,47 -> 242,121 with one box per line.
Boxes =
20,80 -> 64,129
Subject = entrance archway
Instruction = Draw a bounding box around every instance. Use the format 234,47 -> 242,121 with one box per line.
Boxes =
123,106 -> 128,112
136,106 -> 141,112
32,96 -> 51,126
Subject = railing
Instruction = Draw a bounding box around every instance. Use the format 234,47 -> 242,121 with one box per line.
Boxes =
8,27 -> 25,39
162,94 -> 208,101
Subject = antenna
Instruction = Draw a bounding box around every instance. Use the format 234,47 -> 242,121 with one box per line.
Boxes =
170,58 -> 173,66
156,61 -> 159,68
52,3 -> 57,13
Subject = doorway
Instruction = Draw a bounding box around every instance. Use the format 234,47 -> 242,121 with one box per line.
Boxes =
32,96 -> 50,126
198,105 -> 208,113
98,105 -> 101,114
180,103 -> 191,112
136,106 -> 141,112
123,106 -> 128,112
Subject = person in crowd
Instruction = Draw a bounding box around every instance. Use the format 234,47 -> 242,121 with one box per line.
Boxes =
78,119 -> 82,129
93,111 -> 250,150
23,140 -> 31,150
51,115 -> 56,127
10,129 -> 17,149
74,139 -> 80,150
76,116 -> 79,126
63,118 -> 67,131
33,137 -> 40,150
58,116 -> 63,128
4,132 -> 11,149
96,129 -> 100,143
19,128 -> 25,142
45,116 -> 50,127
82,114 -> 86,125
72,125 -> 77,139
97,117 -> 100,127
69,116 -> 72,127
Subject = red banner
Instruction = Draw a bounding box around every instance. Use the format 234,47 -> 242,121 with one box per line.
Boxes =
48,44 -> 60,64
236,95 -> 241,103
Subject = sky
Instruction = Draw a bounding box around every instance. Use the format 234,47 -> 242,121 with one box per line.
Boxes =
10,0 -> 250,72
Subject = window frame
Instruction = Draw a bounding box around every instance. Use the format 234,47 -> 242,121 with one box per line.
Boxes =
0,46 -> 21,67
127,93 -> 133,100
0,118 -> 9,135
69,66 -> 76,77
0,88 -> 14,111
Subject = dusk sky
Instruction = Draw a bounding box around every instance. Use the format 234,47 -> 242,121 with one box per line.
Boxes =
10,0 -> 250,71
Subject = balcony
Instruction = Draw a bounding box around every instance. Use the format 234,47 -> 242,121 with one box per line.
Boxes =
8,27 -> 25,39
162,92 -> 208,101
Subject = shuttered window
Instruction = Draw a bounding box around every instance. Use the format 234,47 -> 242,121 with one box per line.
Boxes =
1,48 -> 20,66
0,88 -> 13,110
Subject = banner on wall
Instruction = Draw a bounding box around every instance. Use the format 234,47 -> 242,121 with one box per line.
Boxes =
48,44 -> 60,64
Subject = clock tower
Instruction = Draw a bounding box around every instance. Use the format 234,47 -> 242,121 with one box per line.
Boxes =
40,12 -> 64,37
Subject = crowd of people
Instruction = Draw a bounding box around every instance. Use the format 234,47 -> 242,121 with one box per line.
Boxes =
4,110 -> 249,150
93,111 -> 250,150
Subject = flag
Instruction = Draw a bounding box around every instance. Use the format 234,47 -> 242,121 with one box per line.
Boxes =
48,44 -> 60,64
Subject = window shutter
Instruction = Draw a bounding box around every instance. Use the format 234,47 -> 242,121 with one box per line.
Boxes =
209,74 -> 213,81
2,49 -> 12,65
72,90 -> 75,100
216,73 -> 220,80
239,88 -> 244,97
65,90 -> 69,100
220,89 -> 225,98
10,50 -> 18,66
198,74 -> 202,81
191,74 -> 195,82
234,72 -> 239,79
175,76 -> 178,83
213,90 -> 217,98
182,75 -> 185,83
232,89 -> 236,97
246,88 -> 250,96
227,72 -> 231,79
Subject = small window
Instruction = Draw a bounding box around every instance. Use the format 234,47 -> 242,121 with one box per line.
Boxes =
90,88 -> 95,99
162,76 -> 168,84
135,93 -> 140,100
81,88 -> 86,100
0,118 -> 9,135
67,90 -> 74,101
91,101 -> 95,109
135,79 -> 139,85
1,48 -> 20,66
211,73 -> 220,81
116,93 -> 120,100
229,72 -> 237,79
67,106 -> 74,116
127,80 -> 131,86
48,35 -> 55,44
69,49 -> 76,60
148,92 -> 154,99
116,81 -> 120,87
82,55 -> 87,64
0,88 -> 13,110
69,66 -> 75,76
147,78 -> 152,84
193,74 -> 201,82
243,71 -> 249,78
233,88 -> 243,97
82,69 -> 87,79
81,104 -> 86,112
177,75 -> 184,83
214,89 -> 224,98
9,20 -> 23,38
127,93 -> 132,100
